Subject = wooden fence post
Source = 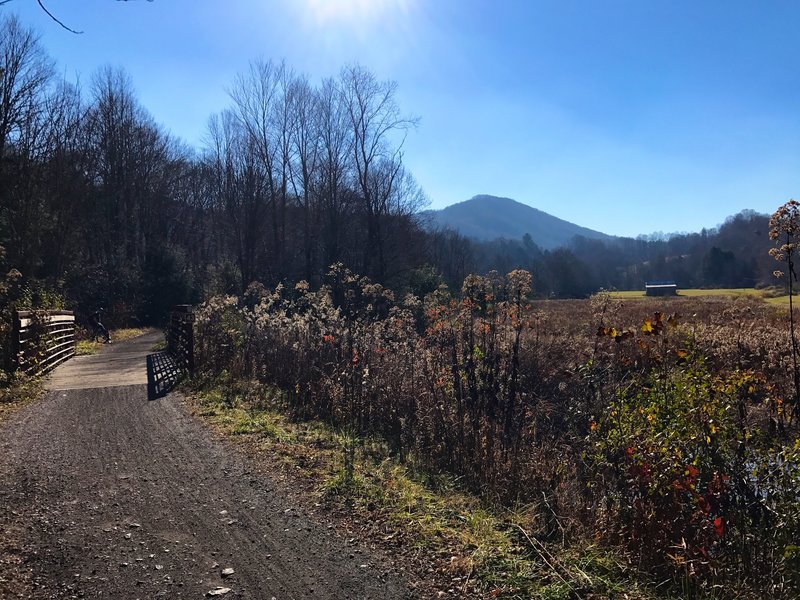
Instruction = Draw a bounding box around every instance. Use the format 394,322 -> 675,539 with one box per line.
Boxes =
10,311 -> 21,373
187,311 -> 195,373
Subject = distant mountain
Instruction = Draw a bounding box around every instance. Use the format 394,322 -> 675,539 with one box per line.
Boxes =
423,195 -> 613,250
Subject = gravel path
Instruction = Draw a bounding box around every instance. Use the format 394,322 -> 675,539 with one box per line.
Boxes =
0,332 -> 411,599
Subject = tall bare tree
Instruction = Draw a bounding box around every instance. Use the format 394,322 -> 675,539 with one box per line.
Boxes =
340,64 -> 417,281
288,74 -> 321,283
0,14 -> 54,158
228,59 -> 295,282
0,15 -> 56,275
206,109 -> 267,290
36,78 -> 87,278
316,76 -> 353,273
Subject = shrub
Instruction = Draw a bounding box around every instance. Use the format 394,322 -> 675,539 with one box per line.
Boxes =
192,269 -> 800,597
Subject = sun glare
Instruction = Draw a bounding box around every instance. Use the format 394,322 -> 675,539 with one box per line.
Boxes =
305,0 -> 413,27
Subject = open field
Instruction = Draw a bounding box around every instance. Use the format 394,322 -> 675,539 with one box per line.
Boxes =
610,287 -> 794,305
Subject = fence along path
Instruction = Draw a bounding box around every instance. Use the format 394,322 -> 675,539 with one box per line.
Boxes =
13,310 -> 76,375
166,304 -> 195,373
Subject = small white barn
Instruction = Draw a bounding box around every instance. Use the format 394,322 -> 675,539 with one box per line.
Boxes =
645,281 -> 678,297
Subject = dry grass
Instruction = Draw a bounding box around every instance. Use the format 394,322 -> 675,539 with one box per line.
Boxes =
186,377 -> 670,600
610,287 -> 795,305
192,280 -> 798,599
75,327 -> 152,355
0,376 -> 43,425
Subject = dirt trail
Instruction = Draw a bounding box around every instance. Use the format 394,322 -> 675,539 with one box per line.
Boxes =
0,332 -> 411,599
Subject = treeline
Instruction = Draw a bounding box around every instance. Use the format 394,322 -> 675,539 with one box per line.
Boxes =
431,209 -> 776,298
0,14 -> 430,327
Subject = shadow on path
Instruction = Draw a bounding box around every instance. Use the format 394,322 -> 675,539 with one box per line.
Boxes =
146,351 -> 182,400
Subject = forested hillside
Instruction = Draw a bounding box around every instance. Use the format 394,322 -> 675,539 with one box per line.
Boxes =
0,14 -> 785,330
427,197 -> 775,297
458,209 -> 775,297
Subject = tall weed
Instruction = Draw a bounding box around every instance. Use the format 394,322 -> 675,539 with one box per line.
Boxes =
193,267 -> 799,597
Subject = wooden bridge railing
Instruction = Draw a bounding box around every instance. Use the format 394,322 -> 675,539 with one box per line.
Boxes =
12,310 -> 76,375
167,305 -> 194,373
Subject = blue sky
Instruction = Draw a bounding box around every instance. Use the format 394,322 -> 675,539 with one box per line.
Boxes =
5,0 -> 799,237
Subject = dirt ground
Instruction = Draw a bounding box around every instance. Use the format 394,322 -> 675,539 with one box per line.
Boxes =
0,332 -> 412,599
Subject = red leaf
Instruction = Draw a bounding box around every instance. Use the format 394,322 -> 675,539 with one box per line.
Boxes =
714,516 -> 725,537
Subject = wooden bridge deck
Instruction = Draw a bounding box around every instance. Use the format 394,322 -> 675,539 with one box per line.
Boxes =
46,330 -> 163,391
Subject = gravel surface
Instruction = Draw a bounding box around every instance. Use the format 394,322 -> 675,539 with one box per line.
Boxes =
0,333 -> 411,599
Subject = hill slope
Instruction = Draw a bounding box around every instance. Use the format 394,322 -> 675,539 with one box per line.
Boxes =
424,195 -> 613,249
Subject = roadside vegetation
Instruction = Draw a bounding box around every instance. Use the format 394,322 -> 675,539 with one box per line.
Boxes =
0,375 -> 42,425
188,374 -> 663,599
189,263 -> 800,599
74,327 -> 151,355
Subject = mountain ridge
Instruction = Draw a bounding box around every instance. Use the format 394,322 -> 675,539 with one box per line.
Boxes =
422,195 -> 613,250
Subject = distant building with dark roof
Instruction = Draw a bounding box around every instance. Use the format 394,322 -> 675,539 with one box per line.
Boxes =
645,280 -> 677,296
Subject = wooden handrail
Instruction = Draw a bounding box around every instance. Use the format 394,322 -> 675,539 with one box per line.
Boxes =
12,310 -> 76,375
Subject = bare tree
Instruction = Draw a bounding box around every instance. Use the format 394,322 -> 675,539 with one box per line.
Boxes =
316,76 -> 353,272
339,64 -> 417,281
84,67 -> 140,264
0,14 -> 56,275
36,78 -> 87,277
228,59 -> 295,281
206,109 -> 267,290
84,66 -> 177,271
288,75 -> 321,282
0,14 -> 54,158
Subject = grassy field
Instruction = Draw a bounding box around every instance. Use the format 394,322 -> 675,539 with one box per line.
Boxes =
609,287 -> 794,305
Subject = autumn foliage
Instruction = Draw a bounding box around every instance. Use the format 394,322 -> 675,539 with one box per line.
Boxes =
194,265 -> 800,597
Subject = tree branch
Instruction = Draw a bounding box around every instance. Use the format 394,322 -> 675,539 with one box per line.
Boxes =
0,1 -> 155,34
36,0 -> 83,34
